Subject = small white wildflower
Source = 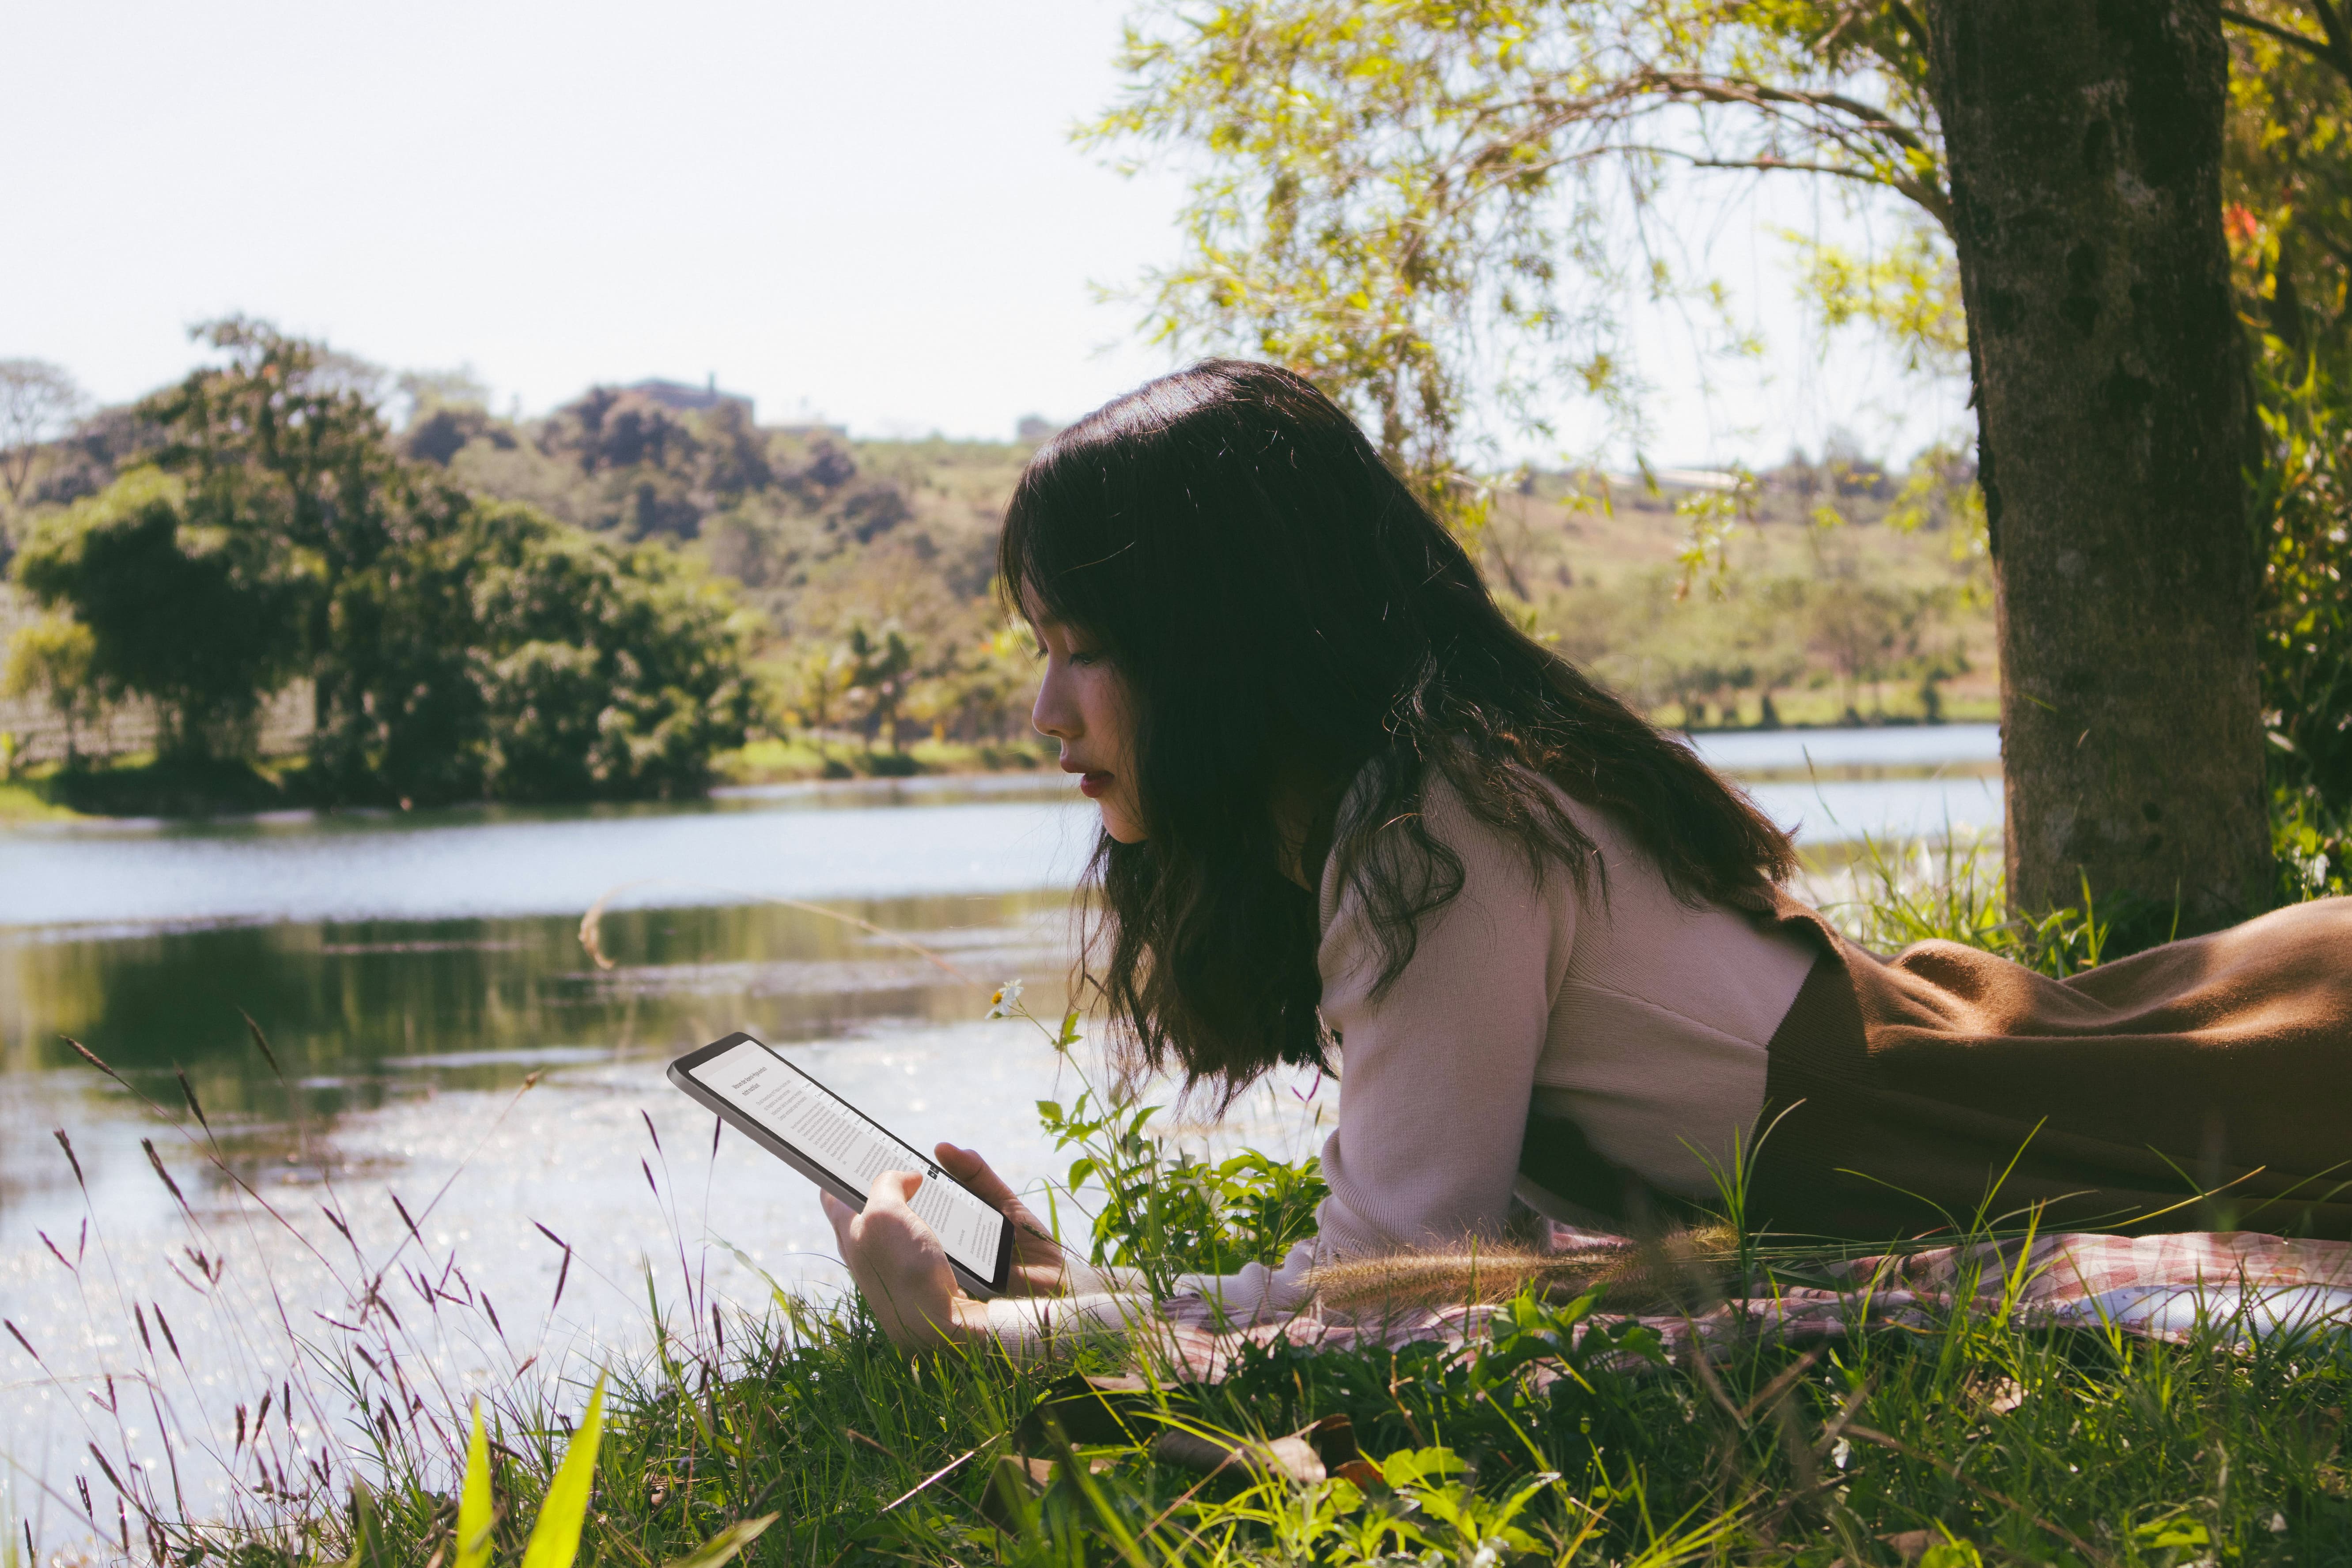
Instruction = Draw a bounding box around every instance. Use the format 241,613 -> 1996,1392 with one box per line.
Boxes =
985,978 -> 1026,1019
1831,1437 -> 1852,1470
2271,1512 -> 2289,1534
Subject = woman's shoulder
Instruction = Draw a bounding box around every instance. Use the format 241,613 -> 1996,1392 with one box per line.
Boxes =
1316,753 -> 1628,928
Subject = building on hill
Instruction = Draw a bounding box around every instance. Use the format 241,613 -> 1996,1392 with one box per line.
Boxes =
624,376 -> 754,419
616,376 -> 846,438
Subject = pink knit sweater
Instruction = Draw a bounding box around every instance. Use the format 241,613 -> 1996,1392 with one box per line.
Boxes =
985,768 -> 1816,1342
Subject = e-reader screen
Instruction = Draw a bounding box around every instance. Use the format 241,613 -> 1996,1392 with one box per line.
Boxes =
675,1036 -> 1011,1287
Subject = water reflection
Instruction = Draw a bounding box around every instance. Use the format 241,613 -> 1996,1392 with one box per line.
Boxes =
0,890 -> 1074,1220
3,892 -> 1061,1077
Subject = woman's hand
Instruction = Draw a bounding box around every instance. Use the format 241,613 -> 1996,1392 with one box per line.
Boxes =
930,1143 -> 1073,1298
821,1143 -> 1074,1352
822,1170 -> 985,1351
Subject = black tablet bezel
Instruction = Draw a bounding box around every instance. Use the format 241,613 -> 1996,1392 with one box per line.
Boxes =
667,1031 -> 1014,1298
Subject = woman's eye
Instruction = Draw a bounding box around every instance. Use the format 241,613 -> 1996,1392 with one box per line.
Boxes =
1069,649 -> 1106,668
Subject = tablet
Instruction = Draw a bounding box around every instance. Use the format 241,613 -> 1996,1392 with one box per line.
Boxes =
667,1032 -> 1013,1297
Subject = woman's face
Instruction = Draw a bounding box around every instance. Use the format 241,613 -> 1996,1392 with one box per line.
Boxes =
1029,610 -> 1145,843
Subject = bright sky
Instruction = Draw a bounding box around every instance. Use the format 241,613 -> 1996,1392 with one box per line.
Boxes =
3,0 -> 1966,467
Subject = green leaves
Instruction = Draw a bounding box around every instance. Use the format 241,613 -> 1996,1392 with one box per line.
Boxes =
1784,225 -> 1967,377
1474,1287 -> 1665,1397
1363,1444 -> 1556,1560
6,317 -> 761,803
325,498 -> 761,805
1918,1538 -> 1985,1568
1035,1082 -> 1328,1286
454,1402 -> 495,1568
1375,1443 -> 1466,1490
658,1513 -> 779,1568
2135,1515 -> 2212,1559
1007,959 -> 1328,1289
518,1375 -> 605,1568
450,1377 -> 744,1568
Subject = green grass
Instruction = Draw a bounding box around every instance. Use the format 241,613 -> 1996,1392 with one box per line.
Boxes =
0,776 -> 82,821
719,735 -> 1056,785
179,1220 -> 2352,1568
46,840 -> 2352,1568
0,752 -> 307,819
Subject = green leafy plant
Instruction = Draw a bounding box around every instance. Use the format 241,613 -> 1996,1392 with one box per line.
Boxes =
997,981 -> 1330,1292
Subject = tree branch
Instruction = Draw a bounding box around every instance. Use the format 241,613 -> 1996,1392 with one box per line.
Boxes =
1682,153 -> 1952,229
1648,72 -> 1939,159
2309,0 -> 2352,79
2222,6 -> 2352,81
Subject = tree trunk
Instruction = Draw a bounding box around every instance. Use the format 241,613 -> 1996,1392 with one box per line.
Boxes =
1922,0 -> 2270,939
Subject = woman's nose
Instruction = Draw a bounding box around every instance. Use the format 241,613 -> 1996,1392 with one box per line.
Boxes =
1032,668 -> 1077,741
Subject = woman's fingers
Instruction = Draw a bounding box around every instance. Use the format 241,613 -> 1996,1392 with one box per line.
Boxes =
936,1142 -> 1055,1236
931,1142 -> 1072,1296
826,1169 -> 968,1351
935,1143 -> 1051,1232
821,1190 -> 856,1250
933,1143 -> 1014,1205
872,1167 -> 926,1208
856,1170 -> 933,1250
820,1171 -> 937,1282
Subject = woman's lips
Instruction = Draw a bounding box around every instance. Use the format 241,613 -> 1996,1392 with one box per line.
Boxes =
1078,771 -> 1112,798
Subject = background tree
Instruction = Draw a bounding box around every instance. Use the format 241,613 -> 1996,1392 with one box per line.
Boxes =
842,620 -> 918,755
140,317 -> 411,767
1093,1 -> 1944,492
1,613 -> 101,763
1921,0 -> 2267,930
0,359 -> 87,507
1097,0 -> 2280,934
462,505 -> 763,801
285,491 -> 763,805
12,469 -> 306,759
7,323 -> 766,804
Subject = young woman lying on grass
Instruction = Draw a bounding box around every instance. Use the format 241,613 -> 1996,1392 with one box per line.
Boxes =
825,359 -> 2352,1353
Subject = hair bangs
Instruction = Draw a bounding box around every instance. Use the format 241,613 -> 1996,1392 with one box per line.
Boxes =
997,380 -> 1218,646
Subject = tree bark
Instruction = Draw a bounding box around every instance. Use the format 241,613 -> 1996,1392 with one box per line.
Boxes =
1922,0 -> 2270,938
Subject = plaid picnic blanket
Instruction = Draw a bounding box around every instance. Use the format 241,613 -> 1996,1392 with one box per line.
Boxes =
1153,1230 -> 2352,1382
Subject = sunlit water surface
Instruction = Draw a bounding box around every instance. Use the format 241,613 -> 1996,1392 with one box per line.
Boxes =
0,732 -> 1999,1550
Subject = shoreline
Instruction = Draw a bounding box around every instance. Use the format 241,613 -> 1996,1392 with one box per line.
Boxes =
0,714 -> 2003,827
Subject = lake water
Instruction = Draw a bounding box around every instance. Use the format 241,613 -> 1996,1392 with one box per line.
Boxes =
0,726 -> 2000,1549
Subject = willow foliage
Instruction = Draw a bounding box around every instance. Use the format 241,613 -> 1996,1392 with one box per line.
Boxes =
1087,0 -> 1948,497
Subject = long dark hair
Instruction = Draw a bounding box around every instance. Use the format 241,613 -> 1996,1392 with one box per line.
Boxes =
1002,360 -> 1794,1096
